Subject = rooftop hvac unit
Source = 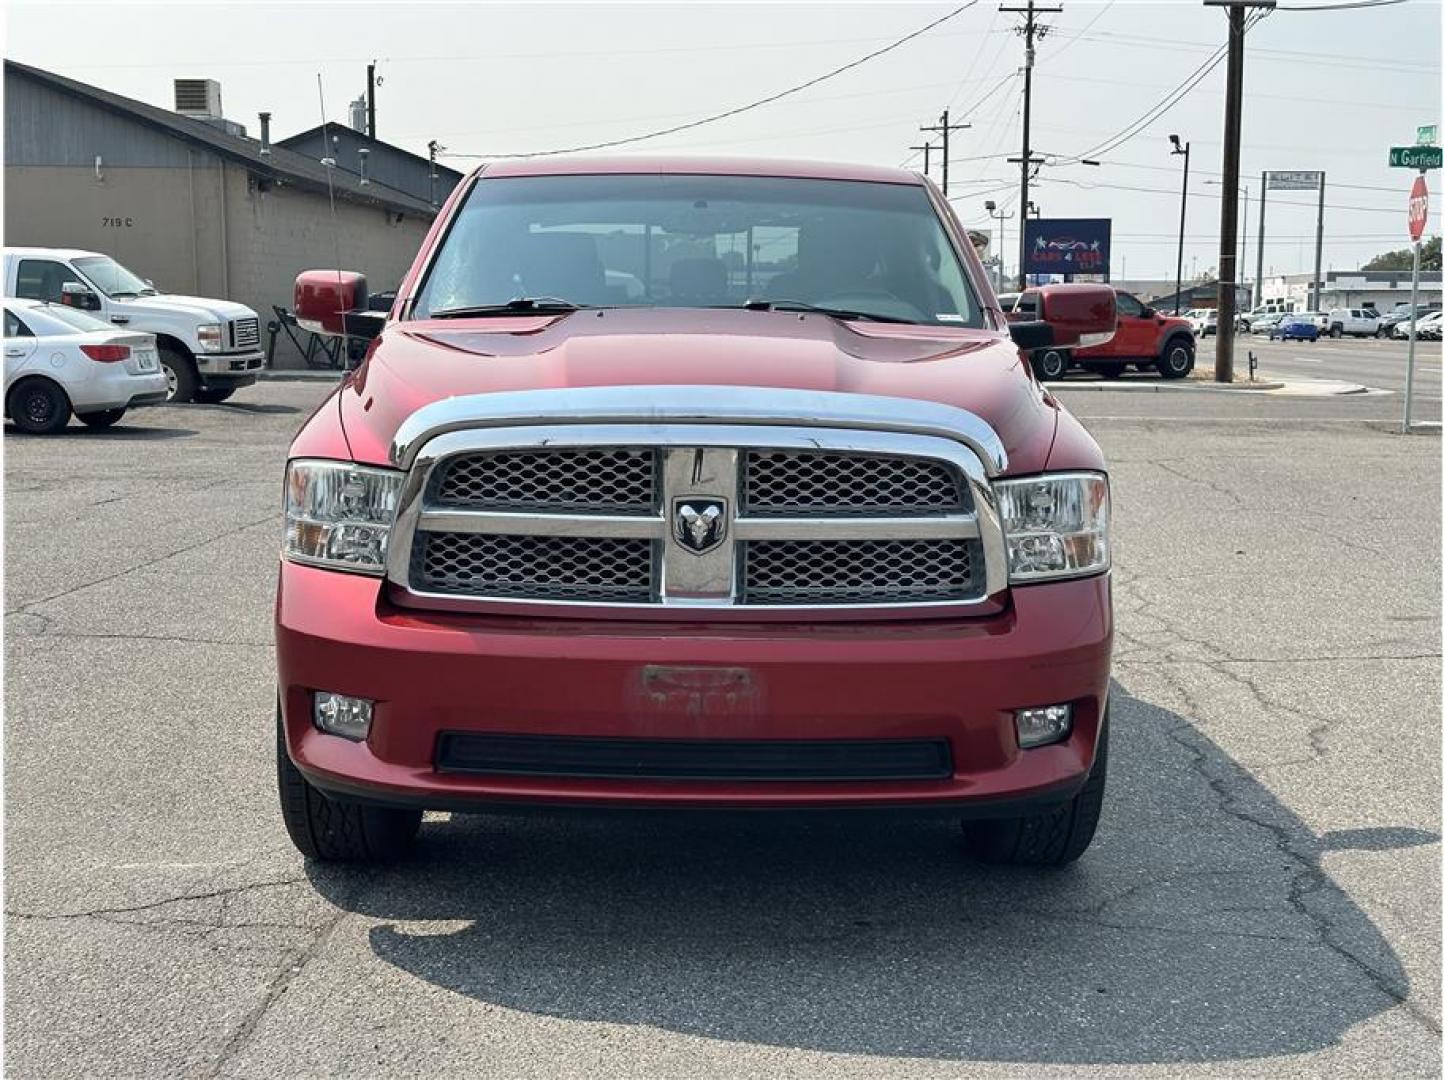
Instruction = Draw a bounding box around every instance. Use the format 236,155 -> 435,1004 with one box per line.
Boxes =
174,78 -> 223,119
348,96 -> 368,134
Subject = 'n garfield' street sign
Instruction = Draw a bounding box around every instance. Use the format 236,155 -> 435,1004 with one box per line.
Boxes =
1390,146 -> 1443,170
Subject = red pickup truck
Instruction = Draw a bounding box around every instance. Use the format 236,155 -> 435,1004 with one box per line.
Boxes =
276,157 -> 1116,868
1005,287 -> 1195,381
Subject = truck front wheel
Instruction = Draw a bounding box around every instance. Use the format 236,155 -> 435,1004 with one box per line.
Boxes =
159,346 -> 198,404
963,718 -> 1108,867
276,711 -> 421,862
1031,348 -> 1070,381
1156,337 -> 1195,379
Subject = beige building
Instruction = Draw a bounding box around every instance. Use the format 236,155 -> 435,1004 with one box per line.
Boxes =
3,61 -> 440,368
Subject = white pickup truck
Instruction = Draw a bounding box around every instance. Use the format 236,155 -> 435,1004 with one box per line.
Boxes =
1,248 -> 264,403
1325,307 -> 1382,339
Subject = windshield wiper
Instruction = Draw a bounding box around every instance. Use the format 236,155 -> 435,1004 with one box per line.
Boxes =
739,298 -> 915,325
428,297 -> 587,319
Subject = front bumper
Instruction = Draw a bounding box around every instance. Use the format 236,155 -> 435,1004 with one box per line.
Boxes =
276,563 -> 1112,812
195,349 -> 263,386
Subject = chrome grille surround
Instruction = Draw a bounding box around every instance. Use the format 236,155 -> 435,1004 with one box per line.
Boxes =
384,387 -> 1009,619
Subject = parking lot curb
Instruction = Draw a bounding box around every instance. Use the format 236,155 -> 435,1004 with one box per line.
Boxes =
1049,380 -> 1286,392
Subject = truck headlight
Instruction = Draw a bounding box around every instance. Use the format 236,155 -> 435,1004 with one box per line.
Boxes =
283,459 -> 403,575
196,322 -> 224,352
995,472 -> 1110,582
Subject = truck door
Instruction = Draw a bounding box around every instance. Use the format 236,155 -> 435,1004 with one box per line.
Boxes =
12,258 -> 108,320
1111,292 -> 1155,357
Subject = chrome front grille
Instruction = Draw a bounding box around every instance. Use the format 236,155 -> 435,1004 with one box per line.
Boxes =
743,450 -> 966,516
434,448 -> 656,513
230,317 -> 260,350
418,532 -> 654,602
743,538 -> 979,605
387,418 -> 1005,615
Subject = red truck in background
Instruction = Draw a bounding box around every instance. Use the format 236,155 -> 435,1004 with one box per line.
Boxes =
277,156 -> 1118,869
1003,287 -> 1196,381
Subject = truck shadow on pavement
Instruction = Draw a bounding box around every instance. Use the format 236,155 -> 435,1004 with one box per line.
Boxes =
307,685 -> 1435,1065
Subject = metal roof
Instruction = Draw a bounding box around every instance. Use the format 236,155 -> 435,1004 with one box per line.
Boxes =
277,124 -> 464,182
4,60 -> 437,218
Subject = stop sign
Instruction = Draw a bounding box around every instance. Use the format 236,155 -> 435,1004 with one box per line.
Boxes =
1408,174 -> 1429,242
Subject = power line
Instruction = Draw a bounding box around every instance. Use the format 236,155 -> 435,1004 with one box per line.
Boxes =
1273,0 -> 1408,9
442,1 -> 980,159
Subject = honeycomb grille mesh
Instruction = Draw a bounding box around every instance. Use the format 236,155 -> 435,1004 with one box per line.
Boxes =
743,538 -> 979,605
434,449 -> 656,513
418,533 -> 654,602
743,450 -> 965,516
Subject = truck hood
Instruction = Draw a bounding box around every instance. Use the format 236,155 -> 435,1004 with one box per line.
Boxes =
338,308 -> 1058,473
118,294 -> 257,321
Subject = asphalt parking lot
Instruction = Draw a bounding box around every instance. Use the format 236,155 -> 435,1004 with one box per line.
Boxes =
5,378 -> 1441,1078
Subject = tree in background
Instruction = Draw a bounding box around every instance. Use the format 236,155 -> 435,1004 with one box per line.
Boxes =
1362,236 -> 1441,272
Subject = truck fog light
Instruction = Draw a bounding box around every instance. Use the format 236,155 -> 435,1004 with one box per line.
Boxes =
1015,704 -> 1072,748
313,692 -> 373,741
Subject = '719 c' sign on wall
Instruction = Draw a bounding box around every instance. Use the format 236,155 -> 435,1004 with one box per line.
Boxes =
1022,218 -> 1111,277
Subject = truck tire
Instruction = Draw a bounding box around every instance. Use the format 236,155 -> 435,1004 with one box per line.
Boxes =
79,408 -> 126,429
1031,348 -> 1069,381
1330,324 -> 1344,339
159,346 -> 198,404
276,710 -> 421,862
7,377 -> 71,434
194,387 -> 236,404
963,718 -> 1108,867
1156,337 -> 1194,379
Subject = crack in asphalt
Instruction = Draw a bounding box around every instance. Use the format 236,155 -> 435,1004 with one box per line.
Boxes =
1,513 -> 281,617
1113,572 -> 1442,1036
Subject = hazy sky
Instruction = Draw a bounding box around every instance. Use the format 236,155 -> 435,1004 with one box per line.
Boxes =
7,1 -> 1441,281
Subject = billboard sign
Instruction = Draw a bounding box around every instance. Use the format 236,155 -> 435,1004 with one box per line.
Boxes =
1022,218 -> 1110,276
1266,170 -> 1323,191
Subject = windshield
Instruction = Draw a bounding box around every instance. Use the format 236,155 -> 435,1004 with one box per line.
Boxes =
414,174 -> 983,327
74,256 -> 155,298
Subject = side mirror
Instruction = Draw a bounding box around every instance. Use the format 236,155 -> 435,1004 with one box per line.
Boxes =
1139,305 -> 1157,319
295,269 -> 370,337
1008,284 -> 1116,352
60,282 -> 101,311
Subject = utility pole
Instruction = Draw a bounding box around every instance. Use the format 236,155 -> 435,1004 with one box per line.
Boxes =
920,109 -> 970,196
1206,0 -> 1273,383
1170,134 -> 1190,315
366,62 -> 377,139
1002,0 -> 1061,289
427,139 -> 444,207
910,140 -> 935,180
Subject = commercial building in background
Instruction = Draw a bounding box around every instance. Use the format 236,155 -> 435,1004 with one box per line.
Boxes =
1260,268 -> 1442,312
277,125 -> 462,208
2,60 -> 439,368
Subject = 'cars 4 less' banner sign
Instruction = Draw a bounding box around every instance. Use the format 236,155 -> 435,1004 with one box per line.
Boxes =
1022,218 -> 1112,276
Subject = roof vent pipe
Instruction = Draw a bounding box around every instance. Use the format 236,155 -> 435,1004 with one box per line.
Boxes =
358,147 -> 370,186
258,112 -> 271,156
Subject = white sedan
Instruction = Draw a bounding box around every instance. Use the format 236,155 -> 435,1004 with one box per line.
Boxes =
4,298 -> 168,433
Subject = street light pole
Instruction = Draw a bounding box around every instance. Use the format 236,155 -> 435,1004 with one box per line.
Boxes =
1170,134 -> 1190,315
985,199 -> 1016,293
